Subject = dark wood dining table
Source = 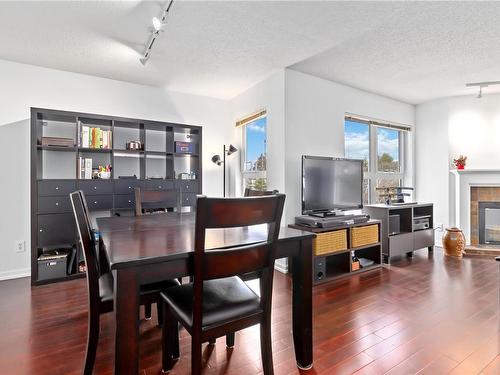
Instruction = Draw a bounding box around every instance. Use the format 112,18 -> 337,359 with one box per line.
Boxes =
97,212 -> 314,374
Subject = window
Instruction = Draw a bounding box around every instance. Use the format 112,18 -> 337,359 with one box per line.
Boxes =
240,113 -> 267,191
344,115 -> 409,204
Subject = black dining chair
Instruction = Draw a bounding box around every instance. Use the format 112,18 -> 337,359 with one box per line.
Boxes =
160,194 -> 286,375
135,187 -> 181,215
244,188 -> 279,197
70,190 -> 180,375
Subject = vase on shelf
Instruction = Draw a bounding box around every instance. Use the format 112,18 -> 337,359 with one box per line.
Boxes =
442,227 -> 466,257
457,165 -> 464,170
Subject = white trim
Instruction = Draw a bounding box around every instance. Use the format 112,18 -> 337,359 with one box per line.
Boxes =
274,259 -> 288,274
0,268 -> 31,282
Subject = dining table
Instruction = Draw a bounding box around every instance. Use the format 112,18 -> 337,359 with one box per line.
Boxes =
97,212 -> 314,374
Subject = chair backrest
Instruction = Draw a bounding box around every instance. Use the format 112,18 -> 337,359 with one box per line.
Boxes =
192,195 -> 285,327
134,187 -> 181,215
70,191 -> 100,311
244,188 -> 279,197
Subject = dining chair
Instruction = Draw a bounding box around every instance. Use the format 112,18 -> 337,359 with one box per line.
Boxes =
70,191 -> 180,375
160,194 -> 286,375
135,187 -> 181,215
244,188 -> 279,197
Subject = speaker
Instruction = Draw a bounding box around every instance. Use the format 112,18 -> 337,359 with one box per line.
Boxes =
314,257 -> 326,281
389,214 -> 400,235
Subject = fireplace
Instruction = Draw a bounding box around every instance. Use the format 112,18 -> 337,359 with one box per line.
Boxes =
478,202 -> 500,244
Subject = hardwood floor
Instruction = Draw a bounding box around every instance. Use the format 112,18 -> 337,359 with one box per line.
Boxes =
0,248 -> 498,374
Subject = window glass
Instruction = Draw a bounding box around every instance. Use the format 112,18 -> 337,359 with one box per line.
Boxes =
376,127 -> 400,173
345,120 -> 369,172
244,117 -> 266,172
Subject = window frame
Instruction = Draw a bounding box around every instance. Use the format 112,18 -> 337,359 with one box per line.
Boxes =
344,116 -> 410,204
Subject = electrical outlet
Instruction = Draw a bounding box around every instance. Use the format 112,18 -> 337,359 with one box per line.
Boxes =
16,240 -> 26,253
435,223 -> 444,231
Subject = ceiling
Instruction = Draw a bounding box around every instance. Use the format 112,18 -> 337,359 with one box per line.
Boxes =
0,1 -> 499,103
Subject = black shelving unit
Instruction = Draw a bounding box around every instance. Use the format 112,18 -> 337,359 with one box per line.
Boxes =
289,220 -> 383,284
31,108 -> 202,285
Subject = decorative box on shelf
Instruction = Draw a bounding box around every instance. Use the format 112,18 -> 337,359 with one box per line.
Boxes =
175,141 -> 195,154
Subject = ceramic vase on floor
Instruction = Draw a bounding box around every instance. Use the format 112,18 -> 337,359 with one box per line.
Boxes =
442,227 -> 466,257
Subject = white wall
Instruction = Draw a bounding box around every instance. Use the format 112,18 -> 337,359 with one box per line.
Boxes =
415,99 -> 450,234
416,93 -> 500,237
229,71 -> 286,197
0,59 -> 232,280
284,70 -> 415,225
229,71 -> 287,271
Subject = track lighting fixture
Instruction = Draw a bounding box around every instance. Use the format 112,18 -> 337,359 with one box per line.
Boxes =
140,0 -> 174,65
466,81 -> 500,99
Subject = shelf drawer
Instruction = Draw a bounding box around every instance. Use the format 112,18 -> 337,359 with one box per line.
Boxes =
181,193 -> 198,207
414,228 -> 434,249
114,179 -> 145,195
146,180 -> 174,191
176,180 -> 198,193
85,195 -> 113,211
313,230 -> 348,256
38,196 -> 72,213
38,213 -> 76,247
78,180 -> 113,195
389,232 -> 414,256
351,224 -> 379,248
114,194 -> 136,209
38,180 -> 76,196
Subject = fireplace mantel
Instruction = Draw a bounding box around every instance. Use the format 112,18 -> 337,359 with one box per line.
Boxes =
450,169 -> 500,244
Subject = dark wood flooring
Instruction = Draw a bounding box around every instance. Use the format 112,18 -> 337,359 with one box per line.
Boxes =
0,248 -> 498,374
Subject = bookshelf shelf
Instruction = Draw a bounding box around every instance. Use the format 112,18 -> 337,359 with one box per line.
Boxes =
78,147 -> 112,153
31,108 -> 202,286
37,145 -> 76,152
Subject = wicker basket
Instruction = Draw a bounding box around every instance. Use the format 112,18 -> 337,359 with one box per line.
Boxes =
313,229 -> 348,256
351,224 -> 379,248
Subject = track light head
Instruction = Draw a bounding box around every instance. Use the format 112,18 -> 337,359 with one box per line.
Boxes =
152,17 -> 162,32
139,55 -> 150,65
477,86 -> 482,99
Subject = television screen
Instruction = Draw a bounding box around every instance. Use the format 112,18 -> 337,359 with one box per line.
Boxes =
302,156 -> 363,214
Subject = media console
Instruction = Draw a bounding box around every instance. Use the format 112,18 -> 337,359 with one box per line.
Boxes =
289,220 -> 382,284
363,203 -> 434,264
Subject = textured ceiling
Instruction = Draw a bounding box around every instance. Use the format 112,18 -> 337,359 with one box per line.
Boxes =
291,1 -> 500,104
0,1 -> 499,103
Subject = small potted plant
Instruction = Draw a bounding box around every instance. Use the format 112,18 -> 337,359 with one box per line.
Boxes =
453,155 -> 467,170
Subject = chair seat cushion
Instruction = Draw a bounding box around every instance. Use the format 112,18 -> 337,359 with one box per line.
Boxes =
99,273 -> 180,305
160,276 -> 261,330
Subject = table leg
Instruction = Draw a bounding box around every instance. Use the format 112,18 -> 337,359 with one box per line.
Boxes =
291,238 -> 313,370
113,268 -> 140,375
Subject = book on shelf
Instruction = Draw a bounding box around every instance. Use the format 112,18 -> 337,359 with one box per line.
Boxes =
79,124 -> 112,149
84,158 -> 92,179
78,157 -> 93,179
81,126 -> 90,148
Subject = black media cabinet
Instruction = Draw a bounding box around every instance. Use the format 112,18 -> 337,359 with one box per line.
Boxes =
30,108 -> 202,285
363,203 -> 434,264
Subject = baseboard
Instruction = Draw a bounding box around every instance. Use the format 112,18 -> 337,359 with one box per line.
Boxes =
0,268 -> 31,282
274,259 -> 288,274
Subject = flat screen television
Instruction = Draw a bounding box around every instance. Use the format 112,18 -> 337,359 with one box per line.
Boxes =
301,155 -> 363,215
